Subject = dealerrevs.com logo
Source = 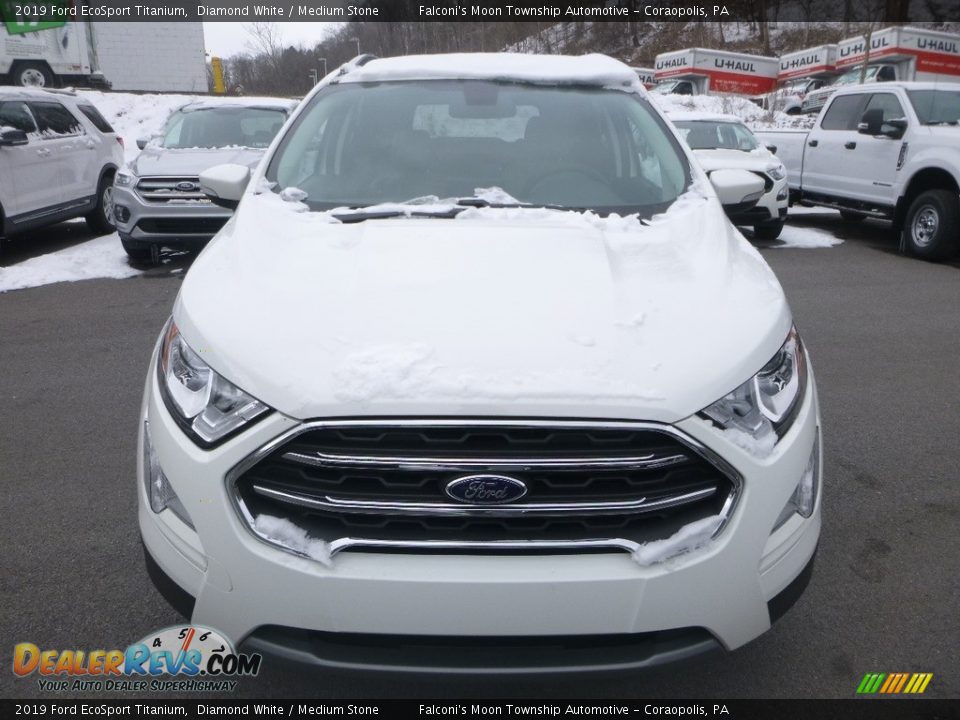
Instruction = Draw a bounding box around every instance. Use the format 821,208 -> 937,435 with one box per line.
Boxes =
13,625 -> 261,692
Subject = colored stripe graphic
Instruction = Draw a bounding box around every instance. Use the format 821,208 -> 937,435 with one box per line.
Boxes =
857,672 -> 933,694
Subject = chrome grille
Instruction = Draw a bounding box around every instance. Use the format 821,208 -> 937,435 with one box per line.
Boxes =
229,420 -> 740,559
135,177 -> 210,203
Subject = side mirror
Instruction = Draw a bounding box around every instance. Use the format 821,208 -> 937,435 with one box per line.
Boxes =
857,108 -> 884,135
136,136 -> 150,150
765,143 -> 778,155
710,169 -> 765,213
200,163 -> 251,210
884,117 -> 908,138
0,128 -> 29,147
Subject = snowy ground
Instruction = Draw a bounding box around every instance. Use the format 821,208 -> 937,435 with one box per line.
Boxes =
0,89 -> 837,294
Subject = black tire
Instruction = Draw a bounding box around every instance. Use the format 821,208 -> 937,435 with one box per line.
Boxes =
840,209 -> 866,222
13,61 -> 54,88
903,189 -> 960,261
786,107 -> 801,115
121,236 -> 153,262
85,173 -> 116,235
753,220 -> 785,241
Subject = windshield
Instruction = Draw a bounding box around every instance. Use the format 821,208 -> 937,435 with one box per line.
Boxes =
673,120 -> 760,151
833,66 -> 881,86
907,89 -> 960,125
160,106 -> 287,149
266,80 -> 690,217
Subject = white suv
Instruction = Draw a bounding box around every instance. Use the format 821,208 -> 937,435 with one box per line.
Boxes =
139,53 -> 822,672
0,88 -> 122,241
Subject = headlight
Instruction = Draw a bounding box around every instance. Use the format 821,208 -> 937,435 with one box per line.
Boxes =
700,326 -> 807,445
768,165 -> 786,181
158,320 -> 271,447
115,171 -> 135,187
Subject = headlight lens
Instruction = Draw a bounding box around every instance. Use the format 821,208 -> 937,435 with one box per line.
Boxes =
700,326 -> 807,444
768,164 -> 786,181
115,171 -> 135,187
158,320 -> 270,447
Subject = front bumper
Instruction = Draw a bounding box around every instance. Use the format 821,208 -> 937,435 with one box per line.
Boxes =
138,350 -> 822,672
112,182 -> 232,248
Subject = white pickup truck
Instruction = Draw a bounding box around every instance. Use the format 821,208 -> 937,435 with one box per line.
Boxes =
756,81 -> 960,260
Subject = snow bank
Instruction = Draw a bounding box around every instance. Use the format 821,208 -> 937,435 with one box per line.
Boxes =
774,223 -> 844,249
0,232 -> 139,293
653,92 -> 816,131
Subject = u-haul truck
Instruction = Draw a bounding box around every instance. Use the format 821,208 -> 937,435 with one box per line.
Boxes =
651,48 -> 778,97
753,44 -> 839,114
1,18 -> 106,88
802,26 -> 960,113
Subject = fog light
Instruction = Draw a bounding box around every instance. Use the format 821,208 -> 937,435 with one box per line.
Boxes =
773,428 -> 820,531
114,205 -> 130,223
777,189 -> 788,201
143,420 -> 194,529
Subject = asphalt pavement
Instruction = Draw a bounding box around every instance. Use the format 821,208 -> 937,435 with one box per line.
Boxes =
1,212 -> 958,699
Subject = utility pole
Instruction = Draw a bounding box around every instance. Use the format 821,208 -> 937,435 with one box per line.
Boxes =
318,57 -> 327,77
859,29 -> 873,84
350,37 -> 360,56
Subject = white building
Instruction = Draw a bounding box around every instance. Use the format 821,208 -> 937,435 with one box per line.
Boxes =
90,22 -> 207,93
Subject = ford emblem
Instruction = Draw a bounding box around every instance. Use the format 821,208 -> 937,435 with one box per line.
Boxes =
176,181 -> 198,192
445,475 -> 528,505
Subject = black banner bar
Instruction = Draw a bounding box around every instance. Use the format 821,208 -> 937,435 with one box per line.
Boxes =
2,700 -> 959,719
2,0 -> 959,24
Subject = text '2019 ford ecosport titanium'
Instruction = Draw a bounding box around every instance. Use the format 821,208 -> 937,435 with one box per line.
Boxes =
139,53 -> 821,673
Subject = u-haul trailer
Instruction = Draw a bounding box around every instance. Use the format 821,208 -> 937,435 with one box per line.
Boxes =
802,26 -> 960,113
632,67 -> 656,89
652,48 -> 778,96
753,44 -> 839,113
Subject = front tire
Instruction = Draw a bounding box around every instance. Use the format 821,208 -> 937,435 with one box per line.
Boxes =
85,174 -> 116,234
753,219 -> 785,241
120,235 -> 153,262
903,190 -> 960,261
13,61 -> 54,88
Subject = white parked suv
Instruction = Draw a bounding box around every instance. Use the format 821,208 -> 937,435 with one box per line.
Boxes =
670,112 -> 789,240
139,53 -> 822,672
0,88 -> 122,242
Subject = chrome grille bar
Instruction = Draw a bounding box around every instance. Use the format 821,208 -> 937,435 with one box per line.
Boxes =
251,484 -> 716,517
280,449 -> 690,472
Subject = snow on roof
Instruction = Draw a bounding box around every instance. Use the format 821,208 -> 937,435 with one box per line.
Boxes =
179,96 -> 298,111
342,53 -> 640,87
666,111 -> 746,124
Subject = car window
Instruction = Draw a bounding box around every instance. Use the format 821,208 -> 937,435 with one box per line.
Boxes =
907,89 -> 960,125
864,93 -> 905,122
28,101 -> 84,138
76,103 -> 115,134
161,106 -> 288,149
0,101 -> 37,135
267,80 -> 690,218
674,120 -> 759,151
820,95 -> 867,131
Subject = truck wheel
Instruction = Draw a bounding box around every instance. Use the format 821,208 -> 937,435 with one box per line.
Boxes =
753,220 -> 785,241
13,62 -> 54,88
840,210 -> 866,222
85,174 -> 116,234
904,190 -> 960,261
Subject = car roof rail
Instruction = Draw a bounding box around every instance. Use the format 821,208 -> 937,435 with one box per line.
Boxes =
330,53 -> 378,82
42,87 -> 78,96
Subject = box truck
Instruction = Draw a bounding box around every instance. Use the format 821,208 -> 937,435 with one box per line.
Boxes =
752,44 -> 839,114
1,19 -> 106,88
651,48 -> 778,96
801,26 -> 960,113
632,67 -> 656,89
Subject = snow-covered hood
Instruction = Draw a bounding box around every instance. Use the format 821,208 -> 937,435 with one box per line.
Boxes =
692,148 -> 781,174
174,190 -> 791,424
131,146 -> 266,178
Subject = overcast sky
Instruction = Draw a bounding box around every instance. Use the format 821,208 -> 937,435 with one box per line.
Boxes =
203,22 -> 341,58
